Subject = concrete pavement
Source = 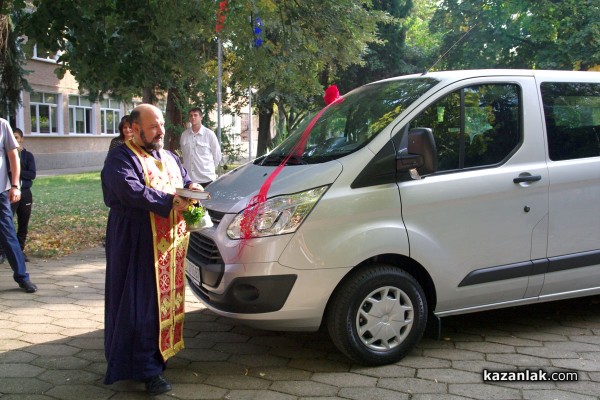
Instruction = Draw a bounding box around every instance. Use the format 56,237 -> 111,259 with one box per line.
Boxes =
1,247 -> 599,399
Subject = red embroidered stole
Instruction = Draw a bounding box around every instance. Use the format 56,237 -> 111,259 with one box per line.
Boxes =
126,141 -> 189,361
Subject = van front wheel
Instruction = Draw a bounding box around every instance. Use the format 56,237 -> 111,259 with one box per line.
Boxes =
327,264 -> 427,365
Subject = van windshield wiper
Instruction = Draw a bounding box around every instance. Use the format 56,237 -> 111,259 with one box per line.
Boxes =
261,154 -> 307,166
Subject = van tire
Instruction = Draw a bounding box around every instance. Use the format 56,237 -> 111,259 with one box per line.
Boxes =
327,264 -> 427,365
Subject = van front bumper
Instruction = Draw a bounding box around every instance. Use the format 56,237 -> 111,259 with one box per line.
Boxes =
186,272 -> 297,314
185,229 -> 299,314
184,229 -> 351,331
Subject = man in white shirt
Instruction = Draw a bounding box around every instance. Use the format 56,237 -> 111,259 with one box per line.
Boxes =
180,108 -> 222,187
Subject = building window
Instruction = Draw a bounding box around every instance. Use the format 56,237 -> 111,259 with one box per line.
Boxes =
69,95 -> 93,134
32,44 -> 62,63
30,91 -> 59,134
100,98 -> 121,134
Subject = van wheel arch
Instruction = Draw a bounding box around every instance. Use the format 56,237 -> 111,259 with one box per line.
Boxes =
323,255 -> 437,328
348,255 -> 437,309
325,261 -> 431,365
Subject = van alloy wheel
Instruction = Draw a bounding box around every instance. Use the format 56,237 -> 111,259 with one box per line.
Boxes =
327,264 -> 427,365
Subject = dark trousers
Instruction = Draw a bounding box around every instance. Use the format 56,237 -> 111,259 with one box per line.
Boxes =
11,189 -> 32,250
0,190 -> 28,283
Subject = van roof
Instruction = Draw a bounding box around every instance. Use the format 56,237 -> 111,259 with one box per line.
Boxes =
373,69 -> 599,85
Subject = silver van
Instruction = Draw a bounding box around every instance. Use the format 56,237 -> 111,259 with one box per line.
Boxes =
186,69 -> 600,365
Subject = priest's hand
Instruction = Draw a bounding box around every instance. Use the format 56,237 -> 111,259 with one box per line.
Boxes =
172,194 -> 193,212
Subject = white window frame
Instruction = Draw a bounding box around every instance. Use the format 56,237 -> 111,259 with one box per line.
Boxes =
30,91 -> 60,134
100,97 -> 122,135
69,95 -> 94,134
32,44 -> 62,63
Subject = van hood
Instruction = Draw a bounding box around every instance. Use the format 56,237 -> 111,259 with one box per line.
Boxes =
201,161 -> 343,214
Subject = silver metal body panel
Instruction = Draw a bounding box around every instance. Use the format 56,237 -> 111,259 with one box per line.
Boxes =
187,70 -> 600,331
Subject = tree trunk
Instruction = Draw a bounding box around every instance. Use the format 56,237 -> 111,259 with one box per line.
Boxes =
256,100 -> 274,157
319,67 -> 330,88
165,87 -> 184,152
276,101 -> 286,141
142,87 -> 155,104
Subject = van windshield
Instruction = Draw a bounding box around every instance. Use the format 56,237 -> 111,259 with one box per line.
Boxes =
258,77 -> 438,165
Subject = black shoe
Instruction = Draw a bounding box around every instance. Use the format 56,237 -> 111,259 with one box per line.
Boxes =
145,375 -> 172,396
0,254 -> 5,264
19,281 -> 38,293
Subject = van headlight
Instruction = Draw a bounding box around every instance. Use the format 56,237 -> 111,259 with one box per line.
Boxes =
227,186 -> 328,239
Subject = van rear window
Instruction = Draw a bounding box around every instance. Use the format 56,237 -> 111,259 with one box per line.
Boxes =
541,82 -> 600,161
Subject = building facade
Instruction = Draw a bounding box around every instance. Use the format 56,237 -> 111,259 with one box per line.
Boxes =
7,48 -> 257,172
7,50 -> 126,171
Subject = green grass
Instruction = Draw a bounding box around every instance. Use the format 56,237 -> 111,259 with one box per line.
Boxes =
28,172 -> 107,258
25,167 -> 235,258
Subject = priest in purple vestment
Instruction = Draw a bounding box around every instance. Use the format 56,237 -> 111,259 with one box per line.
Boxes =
101,104 -> 202,395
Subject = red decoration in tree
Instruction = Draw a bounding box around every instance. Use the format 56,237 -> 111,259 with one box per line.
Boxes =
216,1 -> 228,33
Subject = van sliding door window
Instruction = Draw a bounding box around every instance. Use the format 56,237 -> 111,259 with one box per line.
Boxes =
541,82 -> 600,161
409,84 -> 521,172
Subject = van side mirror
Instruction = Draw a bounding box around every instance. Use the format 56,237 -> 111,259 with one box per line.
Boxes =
396,128 -> 437,178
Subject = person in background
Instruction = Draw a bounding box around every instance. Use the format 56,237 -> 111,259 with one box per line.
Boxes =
180,107 -> 222,187
102,115 -> 133,248
108,116 -> 133,151
101,104 -> 202,395
6,128 -> 35,262
0,119 -> 37,293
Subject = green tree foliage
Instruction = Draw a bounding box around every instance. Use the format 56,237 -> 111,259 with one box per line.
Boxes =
335,0 -> 417,95
216,0 -> 391,156
403,0 -> 444,71
0,0 -> 27,15
23,0 -> 218,148
23,0 -> 389,156
25,0 -> 214,99
429,0 -> 600,70
0,1 -> 30,117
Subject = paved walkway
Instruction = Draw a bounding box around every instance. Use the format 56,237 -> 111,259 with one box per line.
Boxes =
0,247 -> 599,399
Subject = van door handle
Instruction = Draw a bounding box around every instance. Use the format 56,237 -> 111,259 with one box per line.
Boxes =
513,174 -> 542,184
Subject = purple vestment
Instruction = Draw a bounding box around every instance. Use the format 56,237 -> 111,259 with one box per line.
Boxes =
101,144 -> 191,384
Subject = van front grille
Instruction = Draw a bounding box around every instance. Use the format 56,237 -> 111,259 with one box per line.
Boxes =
188,233 -> 223,265
206,208 -> 226,226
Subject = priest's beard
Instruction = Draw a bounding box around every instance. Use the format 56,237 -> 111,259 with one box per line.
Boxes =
140,128 -> 164,151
